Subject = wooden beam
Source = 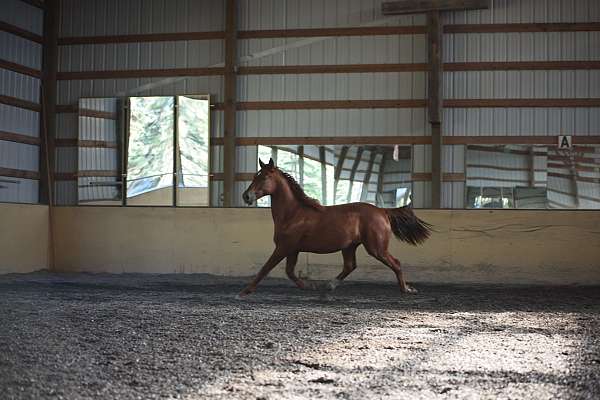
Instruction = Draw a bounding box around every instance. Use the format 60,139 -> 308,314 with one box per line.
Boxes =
78,108 -> 117,120
445,135 -> 600,145
78,170 -> 120,178
237,100 -> 426,110
39,0 -> 58,206
412,172 -> 466,181
0,167 -> 39,180
239,26 -> 425,39
213,135 -> 600,146
57,67 -> 224,80
79,140 -> 118,149
445,61 -> 600,71
347,147 -> 364,203
222,0 -> 237,207
0,21 -> 44,44
58,31 -> 225,45
319,146 -> 328,205
428,11 -> 443,209
238,63 -> 429,75
383,0 -> 489,15
0,58 -> 42,78
444,23 -> 600,33
0,94 -> 41,112
0,131 -> 40,146
444,99 -> 600,108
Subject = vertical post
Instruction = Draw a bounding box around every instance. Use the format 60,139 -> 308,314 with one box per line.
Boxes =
376,153 -> 386,207
40,0 -> 58,271
39,0 -> 58,205
427,10 -> 442,209
298,145 -> 304,185
223,0 -> 237,207
173,96 -> 179,206
319,146 -> 327,205
122,98 -> 130,206
528,146 -> 535,188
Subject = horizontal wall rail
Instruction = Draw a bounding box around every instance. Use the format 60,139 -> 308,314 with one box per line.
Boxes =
0,20 -> 43,43
0,131 -> 40,145
54,23 -> 600,46
0,167 -> 39,180
0,95 -> 41,112
0,59 -> 42,78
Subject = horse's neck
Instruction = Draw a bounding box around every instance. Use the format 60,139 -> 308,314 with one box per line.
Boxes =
270,179 -> 301,225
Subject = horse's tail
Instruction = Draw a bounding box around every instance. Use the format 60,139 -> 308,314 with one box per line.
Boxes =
385,206 -> 432,246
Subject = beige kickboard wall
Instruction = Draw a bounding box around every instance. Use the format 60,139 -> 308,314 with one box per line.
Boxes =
0,204 -> 49,274
53,207 -> 600,285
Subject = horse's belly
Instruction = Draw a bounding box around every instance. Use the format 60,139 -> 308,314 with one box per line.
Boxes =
297,226 -> 358,253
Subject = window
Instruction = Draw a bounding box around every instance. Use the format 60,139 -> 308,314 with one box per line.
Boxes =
126,95 -> 210,206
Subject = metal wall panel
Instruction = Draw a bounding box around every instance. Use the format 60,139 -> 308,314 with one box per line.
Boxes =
444,107 -> 600,136
0,31 -> 42,70
58,40 -> 224,72
55,181 -> 77,205
0,104 -> 39,138
239,0 -> 426,30
0,1 -> 43,203
0,141 -> 39,171
0,0 -> 44,35
239,35 -> 427,67
0,69 -> 40,103
53,0 -> 600,206
237,108 -> 429,137
60,0 -> 225,37
442,0 -> 600,25
239,72 -> 426,101
0,178 -> 38,203
442,144 -> 465,208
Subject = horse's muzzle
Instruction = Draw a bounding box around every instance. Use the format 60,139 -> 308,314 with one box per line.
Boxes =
242,190 -> 255,205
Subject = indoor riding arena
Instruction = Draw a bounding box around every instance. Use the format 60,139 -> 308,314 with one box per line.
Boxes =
1,0 -> 600,399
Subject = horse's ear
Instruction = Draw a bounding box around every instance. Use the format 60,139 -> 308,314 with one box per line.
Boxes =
268,158 -> 275,168
259,158 -> 266,169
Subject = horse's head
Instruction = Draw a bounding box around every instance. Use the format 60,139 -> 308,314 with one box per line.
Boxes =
242,158 -> 278,205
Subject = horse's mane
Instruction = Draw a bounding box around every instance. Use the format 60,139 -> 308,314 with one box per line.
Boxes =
277,168 -> 324,211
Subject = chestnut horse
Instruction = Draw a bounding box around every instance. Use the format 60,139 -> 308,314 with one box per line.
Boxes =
239,158 -> 431,297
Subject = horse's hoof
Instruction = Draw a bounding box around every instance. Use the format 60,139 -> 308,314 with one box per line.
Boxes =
403,285 -> 418,294
295,280 -> 306,290
327,279 -> 341,291
237,287 -> 255,298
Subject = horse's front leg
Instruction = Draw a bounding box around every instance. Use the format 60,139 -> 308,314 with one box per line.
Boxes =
238,247 -> 287,297
285,252 -> 305,289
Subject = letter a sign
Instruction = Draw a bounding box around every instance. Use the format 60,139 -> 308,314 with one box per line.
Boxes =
558,135 -> 572,149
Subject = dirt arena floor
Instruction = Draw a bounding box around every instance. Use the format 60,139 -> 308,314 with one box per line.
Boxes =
1,272 -> 599,400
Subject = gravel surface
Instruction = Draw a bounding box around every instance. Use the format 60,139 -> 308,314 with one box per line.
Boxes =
0,272 -> 599,400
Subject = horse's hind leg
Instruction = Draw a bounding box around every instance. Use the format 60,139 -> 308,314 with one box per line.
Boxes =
329,245 -> 358,290
386,254 -> 417,294
363,233 -> 416,294
285,252 -> 305,289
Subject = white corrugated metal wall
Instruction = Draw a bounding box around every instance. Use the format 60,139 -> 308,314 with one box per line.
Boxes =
55,0 -> 225,204
0,0 -> 43,203
51,0 -> 600,207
